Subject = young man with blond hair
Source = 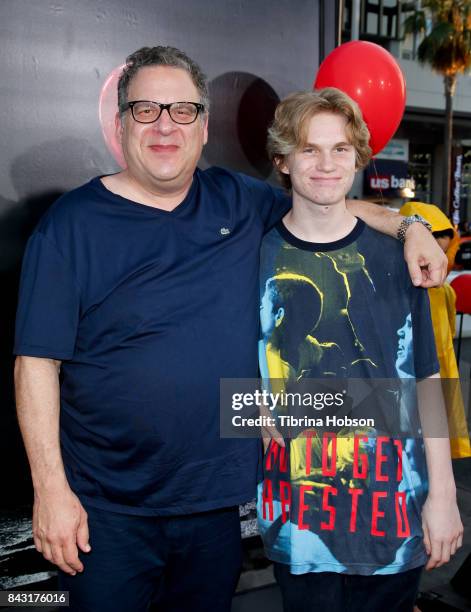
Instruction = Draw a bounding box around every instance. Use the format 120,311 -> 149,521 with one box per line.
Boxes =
257,88 -> 463,612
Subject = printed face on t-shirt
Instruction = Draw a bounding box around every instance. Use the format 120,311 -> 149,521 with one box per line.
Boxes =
279,112 -> 356,209
395,313 -> 414,376
260,284 -> 277,338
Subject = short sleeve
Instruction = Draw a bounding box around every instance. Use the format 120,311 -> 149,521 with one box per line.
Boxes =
239,173 -> 291,231
410,286 -> 440,379
14,232 -> 81,360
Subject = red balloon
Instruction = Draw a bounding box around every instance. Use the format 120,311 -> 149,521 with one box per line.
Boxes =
314,41 -> 406,156
99,65 -> 127,169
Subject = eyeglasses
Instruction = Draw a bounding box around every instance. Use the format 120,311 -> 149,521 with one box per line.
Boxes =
124,100 -> 205,125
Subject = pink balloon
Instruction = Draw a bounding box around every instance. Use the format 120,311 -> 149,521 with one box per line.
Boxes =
99,65 -> 127,169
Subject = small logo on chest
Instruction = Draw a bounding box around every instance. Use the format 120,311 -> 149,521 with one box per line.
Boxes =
220,227 -> 231,236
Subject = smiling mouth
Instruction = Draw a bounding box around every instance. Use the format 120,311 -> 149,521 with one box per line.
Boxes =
149,144 -> 179,152
311,177 -> 341,182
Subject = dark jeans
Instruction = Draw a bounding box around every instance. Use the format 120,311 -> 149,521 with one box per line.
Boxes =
274,562 -> 423,612
58,504 -> 242,612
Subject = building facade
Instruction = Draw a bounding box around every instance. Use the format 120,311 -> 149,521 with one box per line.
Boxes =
341,0 -> 471,225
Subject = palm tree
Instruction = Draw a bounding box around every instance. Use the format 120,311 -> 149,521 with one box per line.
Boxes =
403,0 -> 471,215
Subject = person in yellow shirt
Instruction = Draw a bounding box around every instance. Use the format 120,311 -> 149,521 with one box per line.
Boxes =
400,201 -> 471,459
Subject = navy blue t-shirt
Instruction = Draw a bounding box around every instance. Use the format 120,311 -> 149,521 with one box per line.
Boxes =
14,167 -> 290,515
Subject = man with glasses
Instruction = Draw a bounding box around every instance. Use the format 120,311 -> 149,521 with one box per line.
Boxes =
14,46 -> 446,612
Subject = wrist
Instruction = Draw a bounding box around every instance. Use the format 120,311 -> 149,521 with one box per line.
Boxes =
32,471 -> 69,495
398,214 -> 432,243
405,221 -> 428,237
427,483 -> 457,500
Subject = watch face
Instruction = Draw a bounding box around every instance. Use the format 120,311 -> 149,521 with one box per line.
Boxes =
410,214 -> 431,230
398,214 -> 431,243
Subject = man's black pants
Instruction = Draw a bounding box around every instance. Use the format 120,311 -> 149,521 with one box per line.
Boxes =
274,561 -> 423,612
58,504 -> 242,612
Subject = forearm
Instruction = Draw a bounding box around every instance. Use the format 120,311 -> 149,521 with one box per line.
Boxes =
15,356 -> 69,493
423,437 -> 456,497
418,374 -> 456,497
346,199 -> 403,238
15,357 -> 90,574
348,199 -> 447,287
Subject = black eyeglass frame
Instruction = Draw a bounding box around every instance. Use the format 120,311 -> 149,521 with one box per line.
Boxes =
123,100 -> 206,125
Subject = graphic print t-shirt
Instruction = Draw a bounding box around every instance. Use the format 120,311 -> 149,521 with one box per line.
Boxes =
257,219 -> 439,575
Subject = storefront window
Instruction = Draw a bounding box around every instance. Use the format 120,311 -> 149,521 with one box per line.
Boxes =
342,0 -> 401,45
409,144 -> 432,202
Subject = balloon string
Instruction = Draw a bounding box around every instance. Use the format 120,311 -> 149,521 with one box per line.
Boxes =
371,158 -> 385,206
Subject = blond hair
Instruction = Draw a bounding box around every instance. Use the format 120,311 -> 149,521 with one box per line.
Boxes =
267,88 -> 371,189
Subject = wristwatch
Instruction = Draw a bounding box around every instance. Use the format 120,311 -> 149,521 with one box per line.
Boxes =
397,214 -> 432,243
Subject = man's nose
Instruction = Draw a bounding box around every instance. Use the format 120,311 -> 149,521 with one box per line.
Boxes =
153,108 -> 176,133
316,152 -> 335,172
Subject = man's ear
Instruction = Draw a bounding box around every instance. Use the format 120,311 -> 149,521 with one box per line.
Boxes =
274,307 -> 285,328
202,112 -> 209,146
115,112 -> 123,144
275,156 -> 289,176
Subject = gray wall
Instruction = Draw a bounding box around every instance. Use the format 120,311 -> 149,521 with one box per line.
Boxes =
1,0 -> 323,204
